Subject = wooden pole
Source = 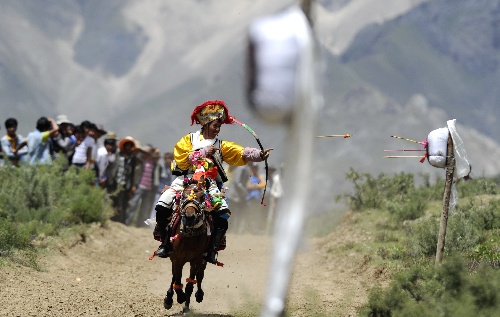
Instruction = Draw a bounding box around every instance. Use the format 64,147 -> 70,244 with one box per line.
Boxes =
435,132 -> 455,264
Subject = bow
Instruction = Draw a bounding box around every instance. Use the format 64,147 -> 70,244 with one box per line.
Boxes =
229,116 -> 268,206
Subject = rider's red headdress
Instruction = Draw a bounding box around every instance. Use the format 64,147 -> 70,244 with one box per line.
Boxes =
190,100 -> 233,126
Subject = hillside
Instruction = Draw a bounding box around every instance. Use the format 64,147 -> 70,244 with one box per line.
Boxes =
0,0 -> 498,205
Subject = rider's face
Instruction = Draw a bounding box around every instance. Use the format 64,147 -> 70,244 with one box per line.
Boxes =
205,119 -> 222,139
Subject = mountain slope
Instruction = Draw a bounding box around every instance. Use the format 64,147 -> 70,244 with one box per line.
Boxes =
334,0 -> 500,138
0,0 -> 498,209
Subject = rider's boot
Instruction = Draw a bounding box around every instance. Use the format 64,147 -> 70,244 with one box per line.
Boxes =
155,205 -> 173,258
205,227 -> 227,264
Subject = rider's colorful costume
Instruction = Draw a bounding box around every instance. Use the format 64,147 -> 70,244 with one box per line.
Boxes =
155,100 -> 266,263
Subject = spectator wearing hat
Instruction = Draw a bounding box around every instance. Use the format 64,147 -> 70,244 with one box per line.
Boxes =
1,118 -> 28,166
22,117 -> 59,165
126,144 -> 159,227
112,136 -> 138,224
71,120 -> 95,169
52,114 -> 76,166
95,131 -> 118,191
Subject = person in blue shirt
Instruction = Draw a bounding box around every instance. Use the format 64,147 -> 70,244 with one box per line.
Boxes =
18,117 -> 59,165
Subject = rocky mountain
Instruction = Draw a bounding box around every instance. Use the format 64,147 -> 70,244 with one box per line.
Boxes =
0,0 -> 498,210
333,0 -> 500,139
311,0 -> 499,196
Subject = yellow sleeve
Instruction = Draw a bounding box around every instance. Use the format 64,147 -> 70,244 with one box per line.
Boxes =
41,131 -> 51,143
221,140 -> 246,166
173,134 -> 193,170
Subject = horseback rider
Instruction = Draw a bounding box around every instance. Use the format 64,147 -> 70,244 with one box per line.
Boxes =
154,100 -> 272,263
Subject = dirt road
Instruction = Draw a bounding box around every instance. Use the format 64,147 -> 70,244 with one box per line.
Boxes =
0,218 -> 377,316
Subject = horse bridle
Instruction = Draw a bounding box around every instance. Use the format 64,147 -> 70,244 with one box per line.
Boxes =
178,184 -> 207,234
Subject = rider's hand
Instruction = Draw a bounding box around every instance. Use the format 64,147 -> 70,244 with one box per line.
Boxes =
206,145 -> 219,157
260,148 -> 273,160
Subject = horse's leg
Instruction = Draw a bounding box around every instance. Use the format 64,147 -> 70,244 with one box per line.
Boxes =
183,264 -> 198,314
195,261 -> 207,303
172,262 -> 186,305
164,278 -> 175,310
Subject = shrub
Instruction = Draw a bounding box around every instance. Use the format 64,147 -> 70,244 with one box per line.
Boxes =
406,198 -> 500,267
361,254 -> 500,317
457,178 -> 498,198
386,193 -> 427,222
0,218 -> 32,255
336,168 -> 418,211
407,217 -> 439,257
0,157 -> 113,261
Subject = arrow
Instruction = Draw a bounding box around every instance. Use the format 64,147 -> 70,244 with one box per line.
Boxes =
384,155 -> 426,158
384,149 -> 426,152
390,135 -> 426,146
316,134 -> 352,138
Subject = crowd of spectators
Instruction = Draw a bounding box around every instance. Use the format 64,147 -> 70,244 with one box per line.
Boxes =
0,115 -> 173,227
1,114 -> 283,232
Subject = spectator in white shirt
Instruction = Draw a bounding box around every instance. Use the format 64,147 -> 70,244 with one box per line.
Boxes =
95,131 -> 118,190
71,120 -> 95,169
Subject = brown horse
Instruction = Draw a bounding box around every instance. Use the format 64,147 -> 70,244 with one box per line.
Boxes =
163,180 -> 211,314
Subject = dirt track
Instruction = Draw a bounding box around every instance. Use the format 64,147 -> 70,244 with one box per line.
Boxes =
0,217 -> 377,316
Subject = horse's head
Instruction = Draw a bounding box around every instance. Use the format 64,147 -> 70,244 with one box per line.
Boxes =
179,181 -> 206,229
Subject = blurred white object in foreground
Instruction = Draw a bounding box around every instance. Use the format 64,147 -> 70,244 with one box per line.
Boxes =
247,4 -> 322,317
247,5 -> 315,124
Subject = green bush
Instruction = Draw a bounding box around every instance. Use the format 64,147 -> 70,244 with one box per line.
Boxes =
0,218 -> 32,255
492,174 -> 500,186
361,254 -> 500,317
406,217 -> 439,257
457,178 -> 498,198
386,193 -> 427,222
336,169 -> 443,221
0,157 -> 113,262
336,168 -> 419,211
406,199 -> 500,261
336,170 -> 500,316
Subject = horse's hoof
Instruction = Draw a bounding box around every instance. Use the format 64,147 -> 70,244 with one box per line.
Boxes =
177,292 -> 186,304
164,296 -> 173,310
183,306 -> 190,314
195,289 -> 204,303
